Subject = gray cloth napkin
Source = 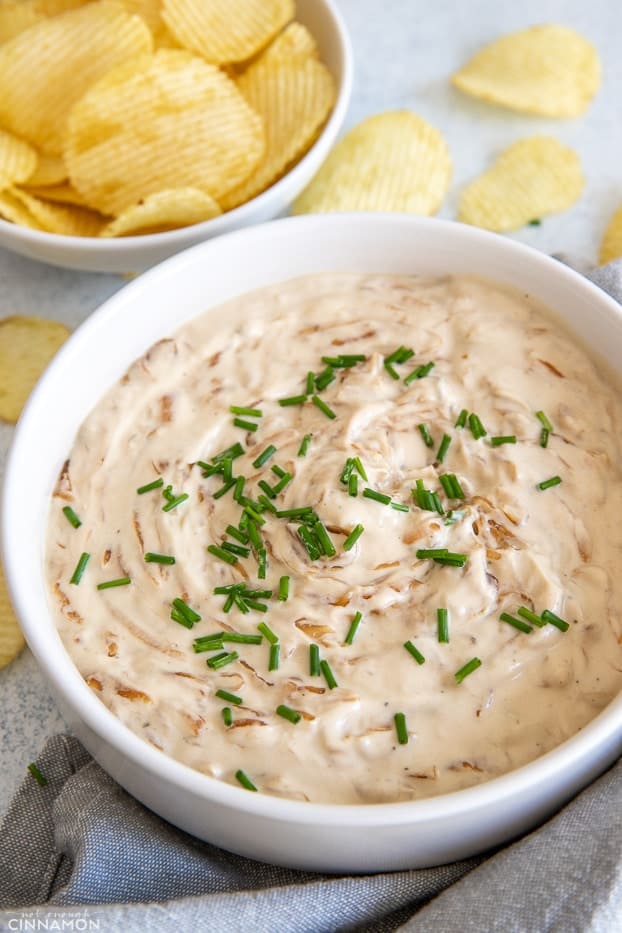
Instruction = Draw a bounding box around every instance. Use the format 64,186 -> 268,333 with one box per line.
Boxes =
1,259 -> 622,933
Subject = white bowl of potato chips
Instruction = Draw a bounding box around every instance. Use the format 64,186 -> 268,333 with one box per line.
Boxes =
0,0 -> 352,273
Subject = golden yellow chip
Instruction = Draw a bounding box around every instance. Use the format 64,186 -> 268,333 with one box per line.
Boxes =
458,136 -> 584,232
100,187 -> 221,236
599,205 -> 622,265
0,190 -> 42,229
292,111 -> 452,216
0,130 -> 38,192
0,561 -> 25,670
221,57 -> 335,210
117,0 -> 178,47
7,188 -> 106,236
0,315 -> 70,423
21,184 -> 89,207
162,0 -> 294,65
65,49 -> 265,215
258,21 -> 319,66
452,25 -> 601,117
23,153 -> 68,188
0,0 -> 153,155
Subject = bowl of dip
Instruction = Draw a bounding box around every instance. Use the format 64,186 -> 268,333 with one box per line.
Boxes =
0,0 -> 352,275
3,213 -> 622,872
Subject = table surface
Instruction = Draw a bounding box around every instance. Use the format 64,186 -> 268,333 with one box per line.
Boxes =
2,0 -> 622,815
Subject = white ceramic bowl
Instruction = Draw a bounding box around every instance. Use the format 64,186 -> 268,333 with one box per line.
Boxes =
0,0 -> 352,275
3,215 -> 622,873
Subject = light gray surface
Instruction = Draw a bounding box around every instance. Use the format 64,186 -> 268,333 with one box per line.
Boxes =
1,0 -> 622,812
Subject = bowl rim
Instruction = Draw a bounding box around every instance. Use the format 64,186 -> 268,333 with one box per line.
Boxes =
0,0 -> 353,253
3,212 -> 622,827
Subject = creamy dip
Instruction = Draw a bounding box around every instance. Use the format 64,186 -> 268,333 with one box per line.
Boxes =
45,274 -> 622,804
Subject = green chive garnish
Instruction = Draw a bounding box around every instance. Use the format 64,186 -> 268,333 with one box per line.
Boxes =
306,371 -> 315,394
222,707 -> 233,726
206,544 -> 238,565
418,423 -> 434,448
404,361 -> 435,384
252,445 -> 276,469
436,433 -> 451,462
311,394 -> 336,420
216,689 -> 243,705
416,547 -> 447,559
276,506 -> 314,519
353,457 -> 367,481
234,417 -> 259,432
272,472 -> 293,494
221,541 -> 250,558
257,622 -> 278,645
230,405 -> 262,417
343,524 -> 364,551
363,487 -> 391,505
517,606 -> 546,628
192,634 -> 225,653
213,442 -> 244,462
213,478 -> 236,500
276,704 -> 301,724
162,493 -> 189,512
384,345 -> 414,379
171,609 -> 194,629
97,577 -> 131,590
171,597 -> 201,625
490,435 -> 517,447
235,769 -> 257,791
278,575 -> 290,601
268,643 -> 280,671
207,651 -> 239,669
320,659 -> 337,689
500,612 -> 533,634
321,354 -> 366,367
340,458 -> 355,484
537,476 -> 562,491
223,631 -> 264,642
529,218 -> 542,226
542,609 -> 570,632
540,428 -> 550,448
439,473 -> 465,499
455,657 -> 482,684
390,501 -> 409,512
298,434 -> 312,456
468,413 -> 487,439
246,522 -> 263,552
27,763 -> 47,786
455,408 -> 468,428
258,479 -> 276,500
144,552 -> 175,565
404,640 -> 425,665
314,519 -> 336,557
136,477 -> 164,494
309,644 -> 320,676
278,394 -> 307,406
62,505 -> 82,528
298,524 -> 321,560
348,473 -> 358,497
315,366 -> 335,391
70,551 -> 90,585
257,547 -> 267,579
536,411 -> 553,432
344,611 -> 362,645
437,607 -> 449,643
394,712 -> 408,745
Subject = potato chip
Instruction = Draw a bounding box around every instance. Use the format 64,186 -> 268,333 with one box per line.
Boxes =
21,184 -> 90,207
258,21 -> 318,66
162,0 -> 294,65
0,315 -> 69,423
23,153 -> 67,188
7,188 -> 106,236
0,0 -> 153,155
0,0 -> 87,42
292,111 -> 452,216
0,190 -> 42,229
452,25 -> 601,117
65,49 -> 265,215
0,561 -> 25,670
0,130 -> 38,191
118,0 -> 179,47
458,136 -> 584,232
100,187 -> 221,236
599,205 -> 622,265
221,58 -> 335,210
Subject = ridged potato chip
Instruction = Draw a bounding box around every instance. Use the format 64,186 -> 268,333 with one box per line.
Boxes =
100,187 -> 221,236
0,0 -> 86,43
221,57 -> 335,210
0,315 -> 70,423
452,25 -> 601,117
600,205 -> 622,265
259,21 -> 318,66
65,49 -> 265,215
162,0 -> 294,65
23,153 -> 67,188
0,561 -> 25,670
21,184 -> 90,207
0,130 -> 38,191
0,190 -> 41,228
458,136 -> 584,232
7,188 -> 105,235
0,0 -> 153,155
118,0 -> 179,47
292,111 -> 452,216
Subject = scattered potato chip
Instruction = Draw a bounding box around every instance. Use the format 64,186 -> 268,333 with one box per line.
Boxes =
65,49 -> 265,215
118,0 -> 179,47
292,111 -> 452,216
0,561 -> 25,670
0,190 -> 42,229
221,58 -> 335,210
599,205 -> 622,265
458,136 -> 584,232
0,0 -> 86,43
0,0 -> 153,155
0,315 -> 70,423
21,184 -> 90,207
100,187 -> 221,236
452,24 -> 601,117
162,0 -> 294,65
258,21 -> 318,66
7,188 -> 105,236
22,153 -> 68,188
0,130 -> 38,192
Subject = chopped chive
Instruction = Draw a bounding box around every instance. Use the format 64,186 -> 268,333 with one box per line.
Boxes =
235,769 -> 257,791
171,608 -> 194,629
257,547 -> 267,580
540,427 -> 550,448
436,434 -> 452,463
97,577 -> 131,590
207,651 -> 239,670
314,520 -> 336,557
340,458 -> 355,484
348,473 -> 358,497
298,434 -> 312,457
437,607 -> 449,643
278,394 -> 307,406
245,525 -> 263,557
257,622 -> 278,645
162,493 -> 189,512
517,606 -> 546,628
277,506 -> 314,519
537,476 -> 562,491
344,610 -> 362,645
343,523 -> 364,551
144,552 -> 175,565
233,417 -> 259,432
216,689 -> 243,705
468,413 -> 487,439
309,643 -> 320,676
221,541 -> 250,558
320,659 -> 338,689
418,423 -> 434,448
222,707 -> 233,726
404,361 -> 435,384
315,366 -> 335,391
213,478 -> 236,500
276,704 -> 302,724
311,394 -> 336,420
363,487 -> 391,505
27,763 -> 47,786
394,712 -> 408,745
230,405 -> 262,417
384,345 -> 414,379
232,477 -> 245,504
213,442 -> 244,462
69,551 -> 90,585
272,472 -> 293,494
62,505 -> 82,528
240,598 -> 268,615
416,547 -> 447,559
244,503 -> 265,526
439,473 -> 465,499
222,632 -> 264,643
500,612 -> 533,634
278,575 -> 290,601
529,218 -> 542,226
542,609 -> 570,632
252,445 -> 276,468
455,657 -> 482,684
268,643 -> 280,671
172,597 -> 201,624
207,544 -> 237,565
257,479 -> 276,500
433,553 -> 467,567
353,458 -> 367,481
271,464 -> 286,479
390,501 -> 409,512
404,640 -> 425,665
136,477 -> 164,495
298,524 -> 322,560
193,634 -> 225,653
321,354 -> 366,367
431,492 -> 444,515
257,494 -> 277,513
536,411 -> 554,432
226,525 -> 249,546
306,371 -> 315,395
490,435 -> 517,447
455,408 -> 468,428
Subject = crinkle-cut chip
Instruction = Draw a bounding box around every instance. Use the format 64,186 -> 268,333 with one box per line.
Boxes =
162,0 -> 294,65
65,49 -> 265,215
0,315 -> 70,423
23,153 -> 67,187
292,111 -> 452,216
21,183 -> 90,207
0,0 -> 153,155
8,188 -> 106,236
221,58 -> 335,210
458,136 -> 584,232
117,0 -> 178,46
100,187 -> 221,236
0,562 -> 25,669
0,190 -> 41,229
600,205 -> 622,265
0,130 -> 38,192
258,21 -> 319,66
452,24 -> 601,117
0,0 -> 87,41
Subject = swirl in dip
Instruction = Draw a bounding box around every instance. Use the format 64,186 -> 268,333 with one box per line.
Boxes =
45,273 -> 622,804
